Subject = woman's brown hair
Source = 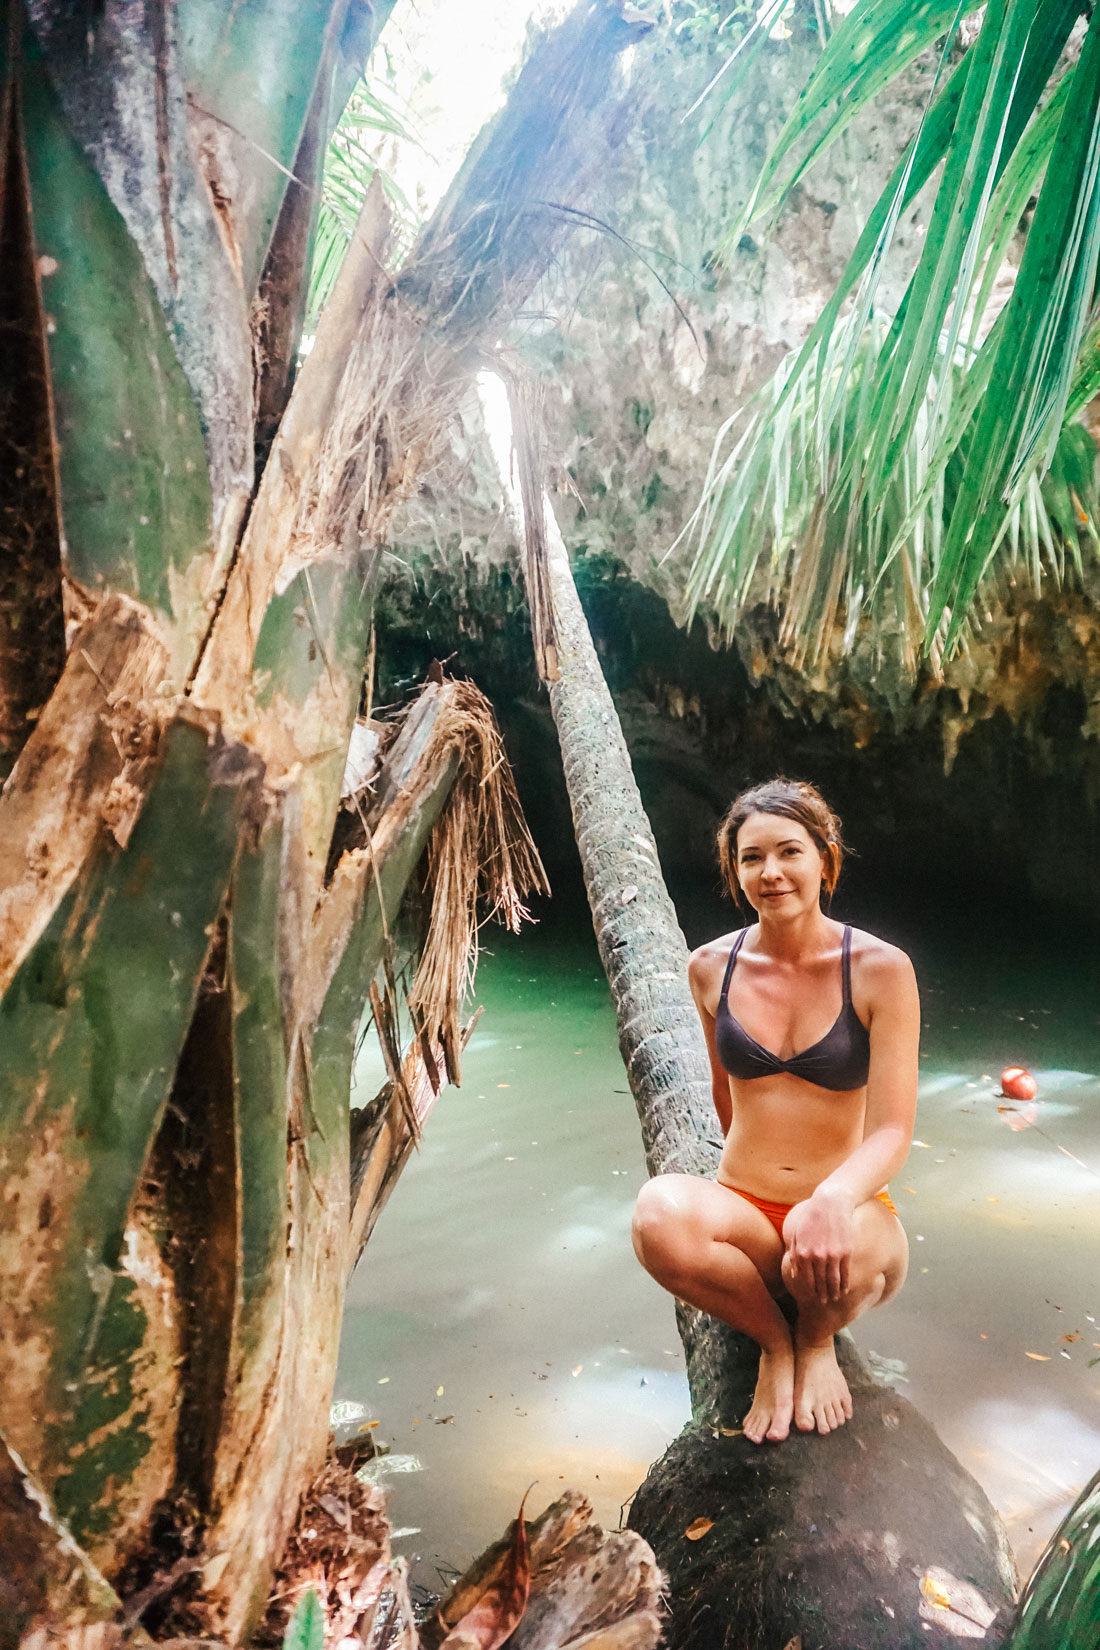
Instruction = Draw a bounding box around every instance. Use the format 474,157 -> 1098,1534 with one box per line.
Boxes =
717,778 -> 845,907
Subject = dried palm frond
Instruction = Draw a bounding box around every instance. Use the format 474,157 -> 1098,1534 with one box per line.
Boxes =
406,678 -> 549,1084
286,284 -> 466,581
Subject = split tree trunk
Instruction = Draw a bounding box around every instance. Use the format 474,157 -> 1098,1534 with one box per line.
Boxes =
0,3 -> 649,1641
490,421 -> 1018,1647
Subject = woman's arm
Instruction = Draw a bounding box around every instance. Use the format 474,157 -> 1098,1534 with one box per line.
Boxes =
688,947 -> 733,1138
784,943 -> 920,1301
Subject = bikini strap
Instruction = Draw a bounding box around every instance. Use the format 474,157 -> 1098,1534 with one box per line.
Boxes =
720,927 -> 749,1000
841,924 -> 853,1003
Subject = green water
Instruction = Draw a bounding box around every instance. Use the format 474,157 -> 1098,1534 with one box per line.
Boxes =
335,899 -> 1100,1596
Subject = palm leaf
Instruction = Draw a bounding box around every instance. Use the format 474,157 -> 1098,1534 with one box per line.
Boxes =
677,310 -> 1100,666
307,75 -> 423,326
1007,1465 -> 1100,1650
689,0 -> 1098,658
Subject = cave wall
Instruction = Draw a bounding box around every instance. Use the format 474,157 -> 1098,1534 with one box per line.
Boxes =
377,5 -> 1100,924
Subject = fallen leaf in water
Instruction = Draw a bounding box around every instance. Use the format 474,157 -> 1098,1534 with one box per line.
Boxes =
434,1414 -> 454,1424
1025,1352 -> 1051,1361
903,1185 -> 916,1194
1061,1332 -> 1083,1343
437,1386 -> 445,1396
685,1518 -> 714,1541
439,1488 -> 532,1649
496,1084 -> 509,1089
998,1101 -> 1037,1131
987,1196 -> 999,1203
571,1365 -> 583,1377
377,1377 -> 389,1385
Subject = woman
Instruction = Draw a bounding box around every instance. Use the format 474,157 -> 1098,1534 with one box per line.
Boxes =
631,778 -> 919,1444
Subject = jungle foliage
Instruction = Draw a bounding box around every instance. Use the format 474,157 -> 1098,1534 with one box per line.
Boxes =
683,0 -> 1100,660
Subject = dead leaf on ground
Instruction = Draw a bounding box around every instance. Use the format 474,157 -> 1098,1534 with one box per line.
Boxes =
439,1487 -> 532,1650
684,1518 -> 713,1541
781,1638 -> 802,1650
921,1573 -> 953,1610
1061,1332 -> 1082,1343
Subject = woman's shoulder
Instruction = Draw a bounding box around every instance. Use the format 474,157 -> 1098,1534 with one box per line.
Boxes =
687,930 -> 744,990
846,924 -> 917,995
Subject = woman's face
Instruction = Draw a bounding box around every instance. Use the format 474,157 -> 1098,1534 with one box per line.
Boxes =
734,812 -> 826,918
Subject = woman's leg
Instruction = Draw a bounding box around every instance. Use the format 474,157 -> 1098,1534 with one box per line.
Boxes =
631,1174 -> 795,1443
780,1196 -> 909,1435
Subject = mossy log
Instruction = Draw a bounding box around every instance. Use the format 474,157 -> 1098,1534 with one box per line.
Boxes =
491,428 -> 1019,1646
631,1321 -> 1016,1649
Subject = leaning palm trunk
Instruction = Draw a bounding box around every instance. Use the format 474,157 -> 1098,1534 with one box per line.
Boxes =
489,398 -> 1018,1649
0,3 -> 645,1640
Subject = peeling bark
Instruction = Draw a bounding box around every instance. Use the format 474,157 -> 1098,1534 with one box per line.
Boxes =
0,59 -> 64,777
0,597 -> 166,993
0,1437 -> 126,1649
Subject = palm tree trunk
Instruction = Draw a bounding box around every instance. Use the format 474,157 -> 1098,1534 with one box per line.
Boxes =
0,3 -> 648,1639
489,402 -> 1018,1649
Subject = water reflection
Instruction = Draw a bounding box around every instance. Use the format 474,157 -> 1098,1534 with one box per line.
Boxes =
335,906 -> 1100,1590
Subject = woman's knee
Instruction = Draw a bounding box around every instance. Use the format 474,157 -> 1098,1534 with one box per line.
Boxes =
631,1176 -> 697,1282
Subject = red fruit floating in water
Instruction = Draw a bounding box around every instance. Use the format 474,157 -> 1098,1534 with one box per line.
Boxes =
1001,1067 -> 1037,1102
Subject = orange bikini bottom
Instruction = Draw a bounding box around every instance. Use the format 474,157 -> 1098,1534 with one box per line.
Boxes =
723,1184 -> 898,1242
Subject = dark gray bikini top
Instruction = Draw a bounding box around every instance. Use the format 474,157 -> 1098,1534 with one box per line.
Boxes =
714,924 -> 870,1091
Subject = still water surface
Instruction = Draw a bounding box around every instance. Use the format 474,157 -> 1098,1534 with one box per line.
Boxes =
336,898 -> 1100,1595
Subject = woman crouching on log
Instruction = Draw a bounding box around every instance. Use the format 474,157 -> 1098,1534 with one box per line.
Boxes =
632,779 -> 919,1444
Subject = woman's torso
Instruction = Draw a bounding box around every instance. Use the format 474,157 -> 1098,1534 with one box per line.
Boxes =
705,922 -> 872,1201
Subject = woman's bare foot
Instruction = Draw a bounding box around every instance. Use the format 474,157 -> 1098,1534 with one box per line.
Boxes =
793,1337 -> 853,1434
743,1342 -> 795,1444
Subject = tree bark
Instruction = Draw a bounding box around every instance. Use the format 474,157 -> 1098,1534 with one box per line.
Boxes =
488,411 -> 1018,1645
0,4 -> 649,1637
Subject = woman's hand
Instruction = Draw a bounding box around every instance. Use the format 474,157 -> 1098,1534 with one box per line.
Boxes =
782,1189 -> 855,1304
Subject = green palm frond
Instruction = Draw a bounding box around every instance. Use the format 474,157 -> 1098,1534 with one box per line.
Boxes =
688,0 -> 1100,657
308,76 -> 422,327
1008,1465 -> 1100,1649
679,310 -> 1100,668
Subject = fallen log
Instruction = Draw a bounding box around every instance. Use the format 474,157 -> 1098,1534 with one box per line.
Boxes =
488,391 -> 1018,1648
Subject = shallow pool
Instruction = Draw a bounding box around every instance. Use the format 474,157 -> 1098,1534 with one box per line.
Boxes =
335,897 -> 1100,1595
